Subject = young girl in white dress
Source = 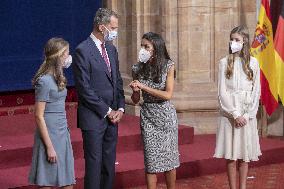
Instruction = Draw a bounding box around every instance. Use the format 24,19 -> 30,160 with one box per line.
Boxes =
214,26 -> 261,189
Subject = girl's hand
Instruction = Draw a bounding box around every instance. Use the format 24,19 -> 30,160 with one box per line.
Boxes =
235,116 -> 247,128
46,146 -> 57,163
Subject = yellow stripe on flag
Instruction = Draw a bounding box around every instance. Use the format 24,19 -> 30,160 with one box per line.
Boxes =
251,5 -> 278,101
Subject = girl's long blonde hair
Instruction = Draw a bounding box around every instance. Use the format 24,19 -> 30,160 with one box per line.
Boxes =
226,26 -> 253,81
32,38 -> 69,91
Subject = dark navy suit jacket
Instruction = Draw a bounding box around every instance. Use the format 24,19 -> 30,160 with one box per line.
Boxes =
72,37 -> 125,130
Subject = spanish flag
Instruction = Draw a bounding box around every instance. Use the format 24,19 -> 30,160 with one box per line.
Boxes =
274,0 -> 284,103
251,0 -> 278,115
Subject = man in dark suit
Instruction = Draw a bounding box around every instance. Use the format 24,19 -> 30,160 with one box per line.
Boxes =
72,8 -> 125,189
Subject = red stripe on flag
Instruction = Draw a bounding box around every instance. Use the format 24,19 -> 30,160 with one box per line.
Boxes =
262,0 -> 272,20
274,16 -> 284,60
260,70 -> 278,115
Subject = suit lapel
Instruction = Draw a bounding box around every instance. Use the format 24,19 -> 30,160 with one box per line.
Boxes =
105,43 -> 117,83
87,38 -> 112,82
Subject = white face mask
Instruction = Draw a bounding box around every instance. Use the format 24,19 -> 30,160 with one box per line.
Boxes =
230,41 -> 243,53
103,25 -> 118,41
63,55 -> 72,68
138,48 -> 151,63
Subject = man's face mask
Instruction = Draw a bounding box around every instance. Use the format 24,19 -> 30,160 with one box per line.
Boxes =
103,25 -> 118,41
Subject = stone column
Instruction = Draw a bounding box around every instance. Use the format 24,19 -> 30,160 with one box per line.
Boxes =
104,0 -> 258,134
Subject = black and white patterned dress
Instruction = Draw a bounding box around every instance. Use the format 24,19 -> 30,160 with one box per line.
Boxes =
132,60 -> 180,173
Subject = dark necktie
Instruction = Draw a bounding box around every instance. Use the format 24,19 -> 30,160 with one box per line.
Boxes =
101,43 -> 111,73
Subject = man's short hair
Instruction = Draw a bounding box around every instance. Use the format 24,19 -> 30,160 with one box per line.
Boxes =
94,8 -> 118,27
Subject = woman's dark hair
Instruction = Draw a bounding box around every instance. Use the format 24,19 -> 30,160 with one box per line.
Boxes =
138,32 -> 171,83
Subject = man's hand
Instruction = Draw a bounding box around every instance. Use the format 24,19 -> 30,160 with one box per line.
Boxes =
108,110 -> 123,124
111,110 -> 124,124
107,110 -> 116,120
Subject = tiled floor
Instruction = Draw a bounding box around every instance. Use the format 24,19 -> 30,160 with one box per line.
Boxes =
129,163 -> 284,189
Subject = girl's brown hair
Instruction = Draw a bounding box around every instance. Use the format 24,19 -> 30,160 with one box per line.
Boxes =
32,38 -> 69,91
226,26 -> 253,81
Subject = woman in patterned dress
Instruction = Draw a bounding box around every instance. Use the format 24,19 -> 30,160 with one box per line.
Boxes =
29,38 -> 75,188
130,32 -> 180,189
214,26 -> 261,189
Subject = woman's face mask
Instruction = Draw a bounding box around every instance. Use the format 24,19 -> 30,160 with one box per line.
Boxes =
138,48 -> 151,63
103,25 -> 118,41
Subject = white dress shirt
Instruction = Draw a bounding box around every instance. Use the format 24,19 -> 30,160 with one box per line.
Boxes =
90,33 -> 111,63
